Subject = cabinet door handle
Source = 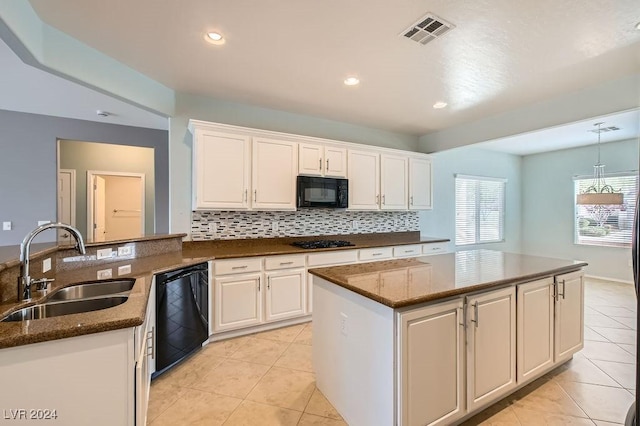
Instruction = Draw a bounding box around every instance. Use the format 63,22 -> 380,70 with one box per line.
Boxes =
372,252 -> 382,256
319,158 -> 322,171
459,307 -> 466,327
279,261 -> 294,265
376,194 -> 380,204
326,159 -> 329,170
258,277 -> 261,292
244,189 -> 248,201
232,265 -> 248,270
267,277 -> 271,290
382,195 -> 386,205
254,190 -> 257,202
470,301 -> 479,327
558,279 -> 566,300
410,196 -> 413,206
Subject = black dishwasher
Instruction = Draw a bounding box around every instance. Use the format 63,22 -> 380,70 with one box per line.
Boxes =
152,262 -> 209,378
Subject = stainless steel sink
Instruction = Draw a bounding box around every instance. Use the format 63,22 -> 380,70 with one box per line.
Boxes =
47,279 -> 135,301
1,296 -> 128,322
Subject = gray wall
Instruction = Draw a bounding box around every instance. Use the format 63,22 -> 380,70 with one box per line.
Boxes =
59,140 -> 155,238
522,139 -> 639,282
419,146 -> 523,253
0,109 -> 169,246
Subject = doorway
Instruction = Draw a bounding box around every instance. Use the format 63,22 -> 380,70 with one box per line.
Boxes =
87,171 -> 145,242
57,169 -> 77,242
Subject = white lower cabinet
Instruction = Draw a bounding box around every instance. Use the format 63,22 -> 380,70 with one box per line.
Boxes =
265,268 -> 306,322
399,299 -> 465,426
517,278 -> 554,383
466,286 -> 517,412
554,270 -> 585,363
135,279 -> 156,426
214,273 -> 262,332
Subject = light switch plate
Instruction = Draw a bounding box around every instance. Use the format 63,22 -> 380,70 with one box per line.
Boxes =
117,246 -> 132,257
42,258 -> 51,273
2,221 -> 11,231
97,248 -> 114,260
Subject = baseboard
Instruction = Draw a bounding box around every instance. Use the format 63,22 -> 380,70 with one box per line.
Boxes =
585,274 -> 633,285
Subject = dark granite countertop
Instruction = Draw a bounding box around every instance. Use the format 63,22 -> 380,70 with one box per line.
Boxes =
308,249 -> 588,308
183,231 -> 448,259
0,231 -> 449,349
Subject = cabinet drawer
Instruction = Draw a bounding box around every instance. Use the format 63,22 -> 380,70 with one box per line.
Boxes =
422,242 -> 449,256
308,250 -> 358,267
359,247 -> 393,261
393,244 -> 422,258
214,258 -> 262,275
264,254 -> 306,270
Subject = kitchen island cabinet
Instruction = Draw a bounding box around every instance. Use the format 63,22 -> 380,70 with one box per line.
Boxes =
309,250 -> 586,426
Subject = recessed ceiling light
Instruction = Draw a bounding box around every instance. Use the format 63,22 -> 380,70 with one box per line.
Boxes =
204,31 -> 225,45
344,76 -> 360,86
433,101 -> 448,109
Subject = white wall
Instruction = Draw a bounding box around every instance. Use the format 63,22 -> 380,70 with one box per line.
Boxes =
419,147 -> 523,253
522,139 -> 639,283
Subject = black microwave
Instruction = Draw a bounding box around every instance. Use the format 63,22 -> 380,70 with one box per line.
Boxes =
297,176 -> 348,208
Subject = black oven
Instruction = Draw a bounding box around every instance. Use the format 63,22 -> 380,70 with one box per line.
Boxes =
297,176 -> 348,208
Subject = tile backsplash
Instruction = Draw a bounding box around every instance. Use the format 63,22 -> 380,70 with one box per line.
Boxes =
191,210 -> 420,240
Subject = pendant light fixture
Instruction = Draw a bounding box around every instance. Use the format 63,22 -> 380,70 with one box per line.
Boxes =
576,122 -> 624,205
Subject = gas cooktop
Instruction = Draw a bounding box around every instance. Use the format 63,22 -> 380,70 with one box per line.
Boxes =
291,240 -> 355,249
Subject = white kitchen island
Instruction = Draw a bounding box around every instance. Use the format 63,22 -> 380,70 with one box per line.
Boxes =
309,250 -> 586,426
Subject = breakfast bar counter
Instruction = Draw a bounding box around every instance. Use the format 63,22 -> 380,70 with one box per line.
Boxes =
308,250 -> 587,426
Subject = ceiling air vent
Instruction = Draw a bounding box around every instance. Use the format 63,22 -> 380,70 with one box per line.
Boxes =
401,13 -> 455,45
588,126 -> 621,133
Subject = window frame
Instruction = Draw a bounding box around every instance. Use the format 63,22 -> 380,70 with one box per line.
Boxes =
573,171 -> 638,248
454,174 -> 507,247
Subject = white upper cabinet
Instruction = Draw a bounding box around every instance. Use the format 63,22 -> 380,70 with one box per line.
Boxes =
348,150 -> 380,210
409,157 -> 433,210
381,154 -> 408,210
252,138 -> 298,210
298,143 -> 347,178
193,129 -> 251,210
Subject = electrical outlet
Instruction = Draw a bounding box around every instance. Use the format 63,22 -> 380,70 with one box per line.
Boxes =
118,265 -> 132,275
97,269 -> 113,279
2,221 -> 11,231
340,312 -> 348,336
352,220 -> 359,230
42,258 -> 51,273
117,246 -> 132,257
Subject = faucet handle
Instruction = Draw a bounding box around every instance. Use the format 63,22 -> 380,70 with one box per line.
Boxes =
32,278 -> 55,291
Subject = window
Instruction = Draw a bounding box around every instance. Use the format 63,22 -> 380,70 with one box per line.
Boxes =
574,173 -> 638,247
455,174 -> 506,246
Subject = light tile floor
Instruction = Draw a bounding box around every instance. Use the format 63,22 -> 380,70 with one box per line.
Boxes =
148,279 -> 637,425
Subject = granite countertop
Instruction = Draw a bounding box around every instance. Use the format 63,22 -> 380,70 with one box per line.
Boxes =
0,231 -> 449,349
0,251 -> 211,349
183,231 -> 448,259
308,249 -> 588,308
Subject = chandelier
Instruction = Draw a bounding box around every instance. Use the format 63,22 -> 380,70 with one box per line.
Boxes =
576,122 -> 623,205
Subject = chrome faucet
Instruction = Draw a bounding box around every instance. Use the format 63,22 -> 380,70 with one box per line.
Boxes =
18,222 -> 87,301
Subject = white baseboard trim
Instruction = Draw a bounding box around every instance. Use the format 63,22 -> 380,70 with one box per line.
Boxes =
208,315 -> 312,342
585,274 -> 633,285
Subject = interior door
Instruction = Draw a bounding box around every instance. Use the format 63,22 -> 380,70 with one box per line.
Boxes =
57,169 -> 76,242
93,175 -> 107,242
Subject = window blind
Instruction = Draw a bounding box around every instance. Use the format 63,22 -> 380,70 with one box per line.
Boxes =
455,175 -> 506,246
574,172 -> 638,247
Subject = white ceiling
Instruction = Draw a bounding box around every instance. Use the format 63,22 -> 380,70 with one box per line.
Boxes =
478,108 -> 640,155
0,37 -> 168,130
26,0 -> 640,136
